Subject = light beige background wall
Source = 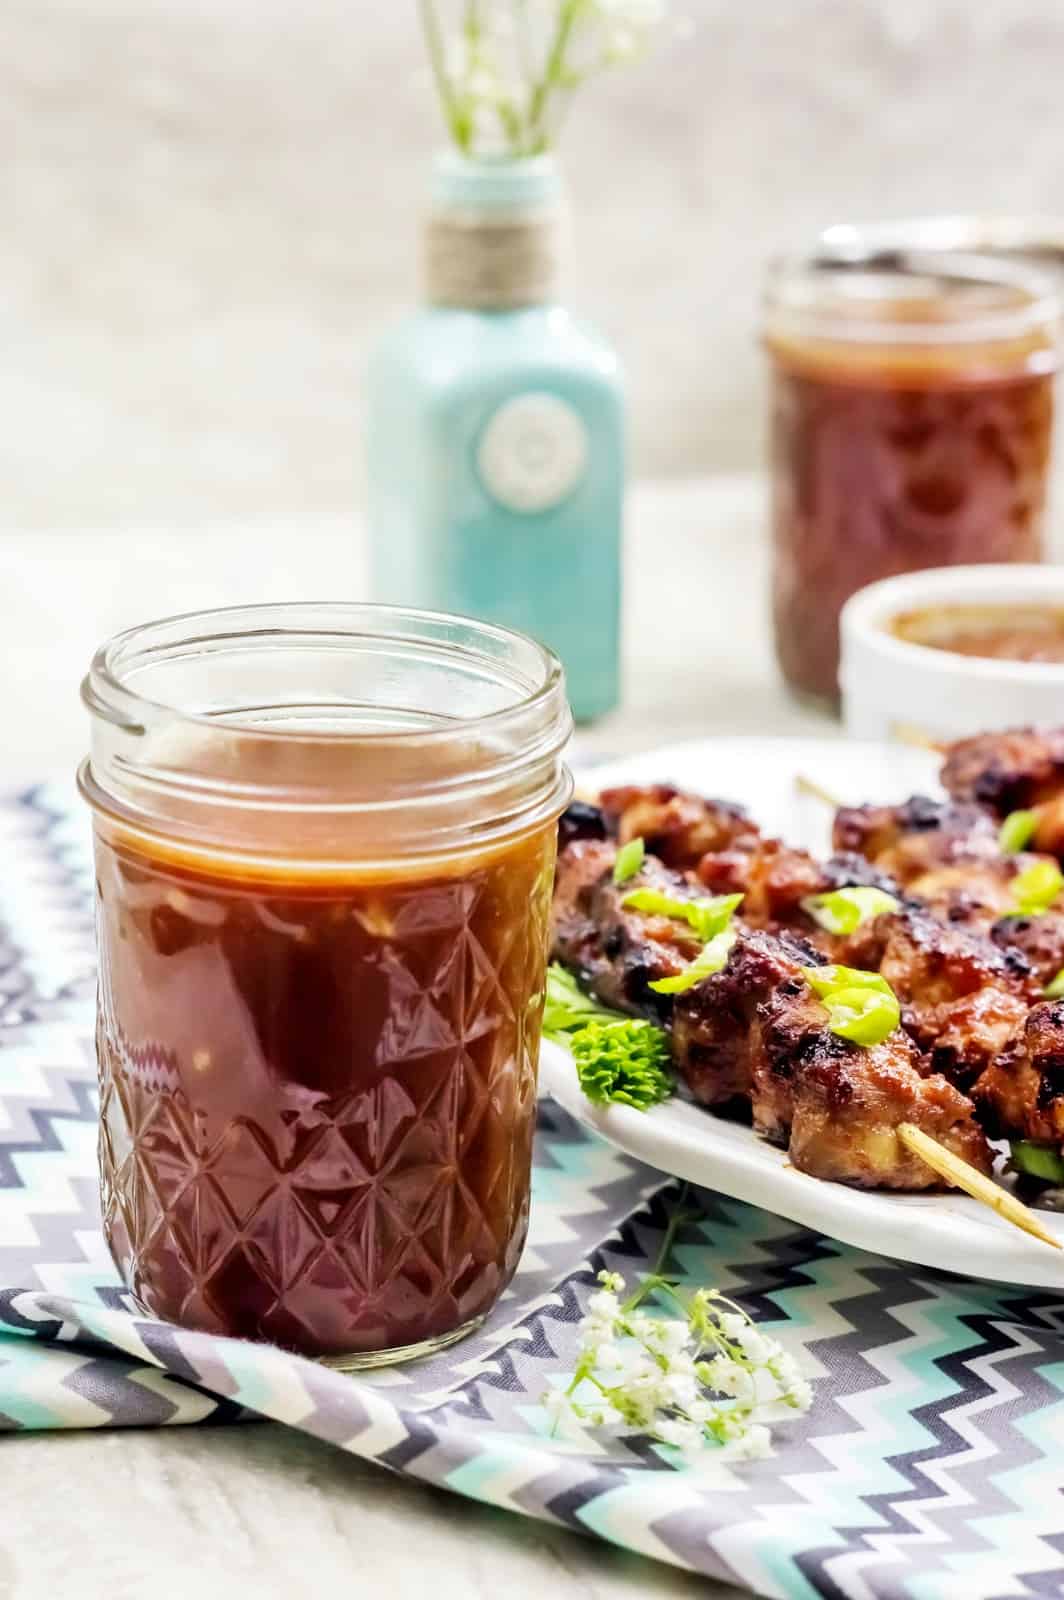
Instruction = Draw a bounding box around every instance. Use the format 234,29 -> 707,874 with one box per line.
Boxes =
6,0 -> 1064,530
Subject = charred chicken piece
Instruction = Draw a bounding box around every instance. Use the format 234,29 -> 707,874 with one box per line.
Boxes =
598,784 -> 760,870
832,795 -> 1001,886
671,925 -> 823,1108
755,982 -> 993,1187
991,909 -> 1064,990
941,726 -> 1064,817
1027,796 -> 1064,860
975,998 -> 1064,1144
871,908 -> 1036,1089
695,837 -> 900,936
832,794 -> 1049,926
551,838 -> 705,1020
694,837 -> 825,928
558,800 -> 609,851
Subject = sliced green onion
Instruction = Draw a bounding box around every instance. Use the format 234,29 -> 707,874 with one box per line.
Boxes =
1006,858 -> 1064,917
999,809 -> 1038,854
622,887 -> 743,943
1010,1140 -> 1064,1185
1046,968 -> 1064,999
649,930 -> 738,995
801,885 -> 900,936
802,964 -> 894,1001
801,963 -> 900,1046
612,836 -> 646,885
819,986 -> 900,1046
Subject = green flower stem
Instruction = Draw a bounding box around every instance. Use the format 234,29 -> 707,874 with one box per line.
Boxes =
622,1184 -> 695,1313
418,0 -> 470,149
526,0 -> 587,151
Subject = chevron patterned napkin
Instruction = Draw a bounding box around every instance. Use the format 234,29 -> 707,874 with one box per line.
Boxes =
4,785 -> 1064,1600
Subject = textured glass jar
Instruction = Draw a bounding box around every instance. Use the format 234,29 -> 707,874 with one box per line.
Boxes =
764,252 -> 1060,706
79,604 -> 572,1368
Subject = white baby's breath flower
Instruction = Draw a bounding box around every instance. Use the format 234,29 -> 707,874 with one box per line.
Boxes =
655,1417 -> 703,1455
784,1376 -> 813,1411
663,1371 -> 699,1410
728,1423 -> 773,1461
651,1318 -> 692,1358
594,1342 -> 624,1372
597,1270 -> 626,1295
584,1402 -> 623,1427
703,1354 -> 753,1401
586,1288 -> 620,1319
542,1210 -> 811,1462
735,1325 -> 772,1363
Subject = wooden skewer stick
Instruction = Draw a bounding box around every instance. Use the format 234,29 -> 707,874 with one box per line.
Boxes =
795,773 -> 843,810
891,722 -> 947,754
898,1122 -> 1062,1250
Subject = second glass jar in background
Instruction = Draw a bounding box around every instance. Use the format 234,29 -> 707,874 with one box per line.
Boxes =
763,252 -> 1061,705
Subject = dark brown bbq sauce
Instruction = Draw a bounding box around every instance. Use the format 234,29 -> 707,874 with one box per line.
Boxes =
95,820 -> 555,1359
767,302 -> 1056,703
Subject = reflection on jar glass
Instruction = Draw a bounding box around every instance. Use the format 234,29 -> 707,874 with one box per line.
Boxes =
79,604 -> 572,1369
763,252 -> 1061,706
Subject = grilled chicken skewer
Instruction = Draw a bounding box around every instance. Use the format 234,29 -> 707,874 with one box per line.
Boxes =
552,832 -> 993,1192
895,723 -> 1064,861
800,767 -> 1064,1204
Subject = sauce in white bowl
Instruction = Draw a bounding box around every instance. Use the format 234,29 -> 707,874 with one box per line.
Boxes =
840,565 -> 1064,742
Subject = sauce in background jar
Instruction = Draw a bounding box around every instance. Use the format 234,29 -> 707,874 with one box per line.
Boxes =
764,254 -> 1060,704
80,605 -> 572,1367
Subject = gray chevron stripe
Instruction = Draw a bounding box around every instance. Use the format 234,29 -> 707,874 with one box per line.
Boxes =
0,783 -> 95,1013
801,1276 -> 1064,1599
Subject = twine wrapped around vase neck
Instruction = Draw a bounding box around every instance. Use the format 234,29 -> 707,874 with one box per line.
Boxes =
424,204 -> 565,310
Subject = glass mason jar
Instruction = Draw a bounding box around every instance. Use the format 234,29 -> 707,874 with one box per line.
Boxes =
79,604 -> 572,1368
764,251 -> 1061,705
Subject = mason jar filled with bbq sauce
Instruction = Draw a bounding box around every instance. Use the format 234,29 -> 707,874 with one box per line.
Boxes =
764,252 -> 1061,706
79,604 -> 572,1368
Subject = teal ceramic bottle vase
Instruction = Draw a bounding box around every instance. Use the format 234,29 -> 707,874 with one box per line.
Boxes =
366,153 -> 623,723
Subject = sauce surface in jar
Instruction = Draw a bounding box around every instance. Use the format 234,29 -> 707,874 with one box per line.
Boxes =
95,816 -> 554,1360
82,602 -> 572,1366
889,603 -> 1064,663
765,258 -> 1060,703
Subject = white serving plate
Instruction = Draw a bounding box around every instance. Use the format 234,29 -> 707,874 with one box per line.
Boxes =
540,735 -> 1064,1288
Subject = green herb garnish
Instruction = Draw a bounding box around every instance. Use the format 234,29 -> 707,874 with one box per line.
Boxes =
621,887 -> 743,943
801,964 -> 900,1047
543,964 -> 673,1111
543,963 -> 621,1034
1006,859 -> 1064,917
649,929 -> 738,995
801,886 -> 900,936
1010,1140 -> 1064,1185
999,809 -> 1038,854
612,836 -> 646,885
1045,968 -> 1064,999
568,1021 -> 674,1109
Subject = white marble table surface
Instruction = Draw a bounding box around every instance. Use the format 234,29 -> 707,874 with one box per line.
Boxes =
0,477 -> 832,1599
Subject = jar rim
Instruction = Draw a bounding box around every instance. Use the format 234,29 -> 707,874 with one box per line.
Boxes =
764,249 -> 1061,348
82,600 -> 566,744
80,602 -> 573,870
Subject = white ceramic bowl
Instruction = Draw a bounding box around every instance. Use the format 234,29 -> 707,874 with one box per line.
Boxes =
840,564 -> 1064,741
